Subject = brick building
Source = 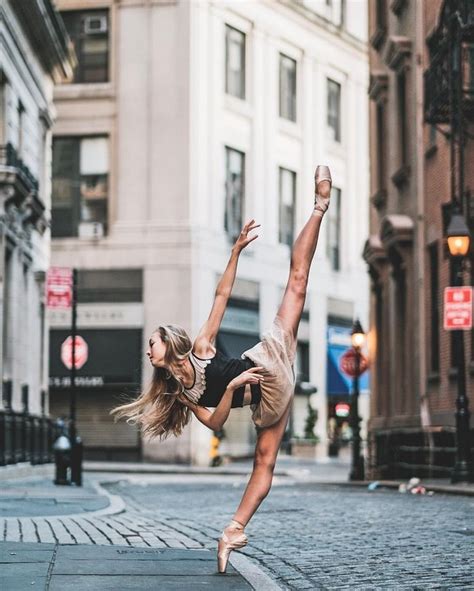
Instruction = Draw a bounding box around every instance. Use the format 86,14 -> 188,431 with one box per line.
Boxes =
364,0 -> 473,478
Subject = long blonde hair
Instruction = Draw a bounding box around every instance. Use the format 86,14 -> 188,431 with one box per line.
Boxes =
111,325 -> 193,440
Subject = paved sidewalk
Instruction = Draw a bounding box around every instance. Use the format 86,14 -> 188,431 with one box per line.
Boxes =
0,475 -> 279,590
0,541 -> 255,590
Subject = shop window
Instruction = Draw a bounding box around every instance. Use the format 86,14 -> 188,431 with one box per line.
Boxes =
78,269 -> 143,303
327,187 -> 341,271
61,10 -> 109,83
327,78 -> 341,142
225,25 -> 246,100
279,54 -> 297,122
52,136 -> 108,238
296,342 -> 310,383
224,146 -> 245,241
279,167 -> 296,248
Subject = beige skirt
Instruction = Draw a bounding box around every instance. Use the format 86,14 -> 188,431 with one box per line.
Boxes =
242,316 -> 297,429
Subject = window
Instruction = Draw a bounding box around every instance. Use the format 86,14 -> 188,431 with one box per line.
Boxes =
224,147 -> 245,241
78,269 -> 143,303
327,79 -> 341,142
279,54 -> 297,122
376,0 -> 387,32
61,10 -> 109,83
296,342 -> 310,383
429,242 -> 440,373
225,25 -> 245,99
376,103 -> 386,190
279,167 -> 296,247
397,72 -> 408,166
326,187 -> 341,271
52,136 -> 108,238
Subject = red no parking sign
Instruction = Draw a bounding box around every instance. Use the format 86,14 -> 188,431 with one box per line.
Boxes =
444,287 -> 472,330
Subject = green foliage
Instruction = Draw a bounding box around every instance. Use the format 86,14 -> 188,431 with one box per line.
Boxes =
304,400 -> 318,441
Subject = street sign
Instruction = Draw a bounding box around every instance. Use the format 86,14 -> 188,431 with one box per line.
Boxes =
444,286 -> 472,330
61,336 -> 89,370
47,267 -> 72,309
340,348 -> 369,377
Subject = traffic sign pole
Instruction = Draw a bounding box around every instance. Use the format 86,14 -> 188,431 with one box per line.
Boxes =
69,268 -> 83,487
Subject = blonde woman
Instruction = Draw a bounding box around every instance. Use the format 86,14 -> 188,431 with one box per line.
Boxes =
113,165 -> 332,572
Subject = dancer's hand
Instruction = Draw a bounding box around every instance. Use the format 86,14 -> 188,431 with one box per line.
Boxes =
228,366 -> 265,391
233,219 -> 260,253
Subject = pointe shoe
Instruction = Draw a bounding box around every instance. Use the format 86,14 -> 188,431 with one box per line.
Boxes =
217,520 -> 248,574
313,165 -> 332,217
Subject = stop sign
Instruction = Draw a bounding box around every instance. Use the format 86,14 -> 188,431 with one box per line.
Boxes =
61,336 -> 89,370
340,348 -> 369,377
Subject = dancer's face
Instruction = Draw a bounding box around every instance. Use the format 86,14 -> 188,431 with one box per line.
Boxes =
146,332 -> 167,368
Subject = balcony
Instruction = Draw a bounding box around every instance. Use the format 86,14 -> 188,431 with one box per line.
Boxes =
424,0 -> 474,124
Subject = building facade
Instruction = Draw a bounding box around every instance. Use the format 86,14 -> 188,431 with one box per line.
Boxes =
50,0 -> 369,464
0,1 -> 74,465
364,0 -> 474,478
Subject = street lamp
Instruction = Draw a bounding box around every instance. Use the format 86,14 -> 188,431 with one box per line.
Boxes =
446,206 -> 473,484
349,319 -> 365,481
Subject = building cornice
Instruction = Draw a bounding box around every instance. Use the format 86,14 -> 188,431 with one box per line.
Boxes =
368,72 -> 389,103
384,36 -> 412,73
10,0 -> 76,83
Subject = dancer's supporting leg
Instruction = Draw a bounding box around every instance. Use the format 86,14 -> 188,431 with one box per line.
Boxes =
230,174 -> 331,528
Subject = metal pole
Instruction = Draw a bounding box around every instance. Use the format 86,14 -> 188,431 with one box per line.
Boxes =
349,348 -> 365,481
451,256 -> 473,483
69,268 -> 77,444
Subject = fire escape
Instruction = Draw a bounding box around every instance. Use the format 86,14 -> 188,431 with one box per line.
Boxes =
424,0 -> 474,226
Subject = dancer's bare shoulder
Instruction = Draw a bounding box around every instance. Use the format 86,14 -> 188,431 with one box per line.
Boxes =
192,337 -> 216,360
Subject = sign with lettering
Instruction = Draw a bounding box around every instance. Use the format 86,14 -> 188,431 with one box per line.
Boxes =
47,267 -> 72,309
444,287 -> 472,330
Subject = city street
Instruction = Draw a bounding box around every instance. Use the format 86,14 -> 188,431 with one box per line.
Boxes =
1,459 -> 473,590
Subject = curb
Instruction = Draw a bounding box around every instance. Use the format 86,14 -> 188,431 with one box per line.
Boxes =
303,479 -> 474,497
230,551 -> 282,591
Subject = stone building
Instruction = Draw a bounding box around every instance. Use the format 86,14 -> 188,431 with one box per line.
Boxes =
364,0 -> 473,478
49,0 -> 369,465
0,1 -> 74,465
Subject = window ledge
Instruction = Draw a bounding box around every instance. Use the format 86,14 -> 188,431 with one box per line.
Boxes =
54,82 -> 115,101
223,94 -> 253,120
448,367 -> 458,381
278,118 -> 302,141
425,144 -> 438,159
427,372 -> 440,385
391,164 -> 411,188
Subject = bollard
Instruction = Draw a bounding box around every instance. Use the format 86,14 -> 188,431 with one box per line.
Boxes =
53,434 -> 71,485
70,436 -> 83,486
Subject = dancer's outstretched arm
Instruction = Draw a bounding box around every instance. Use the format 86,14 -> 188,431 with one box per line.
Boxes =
180,366 -> 264,431
194,220 -> 259,352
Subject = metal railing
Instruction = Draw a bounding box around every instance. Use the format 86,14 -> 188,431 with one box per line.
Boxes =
0,142 -> 39,193
0,410 -> 59,466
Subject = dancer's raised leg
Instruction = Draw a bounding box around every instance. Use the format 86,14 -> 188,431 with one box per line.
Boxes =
277,165 -> 332,339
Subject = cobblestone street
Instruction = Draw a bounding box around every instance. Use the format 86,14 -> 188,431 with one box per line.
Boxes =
1,465 -> 473,590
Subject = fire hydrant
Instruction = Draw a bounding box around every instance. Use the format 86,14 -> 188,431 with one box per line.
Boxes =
209,429 -> 225,467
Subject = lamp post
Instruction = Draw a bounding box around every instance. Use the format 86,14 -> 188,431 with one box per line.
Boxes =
446,206 -> 473,483
349,319 -> 365,481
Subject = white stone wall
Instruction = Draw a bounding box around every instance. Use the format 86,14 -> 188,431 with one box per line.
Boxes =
51,0 -> 369,464
0,1 -> 56,414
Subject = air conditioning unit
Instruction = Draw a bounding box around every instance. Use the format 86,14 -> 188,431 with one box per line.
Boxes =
78,222 -> 104,240
84,15 -> 107,35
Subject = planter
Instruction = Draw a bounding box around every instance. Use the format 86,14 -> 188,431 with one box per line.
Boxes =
290,438 -> 318,458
